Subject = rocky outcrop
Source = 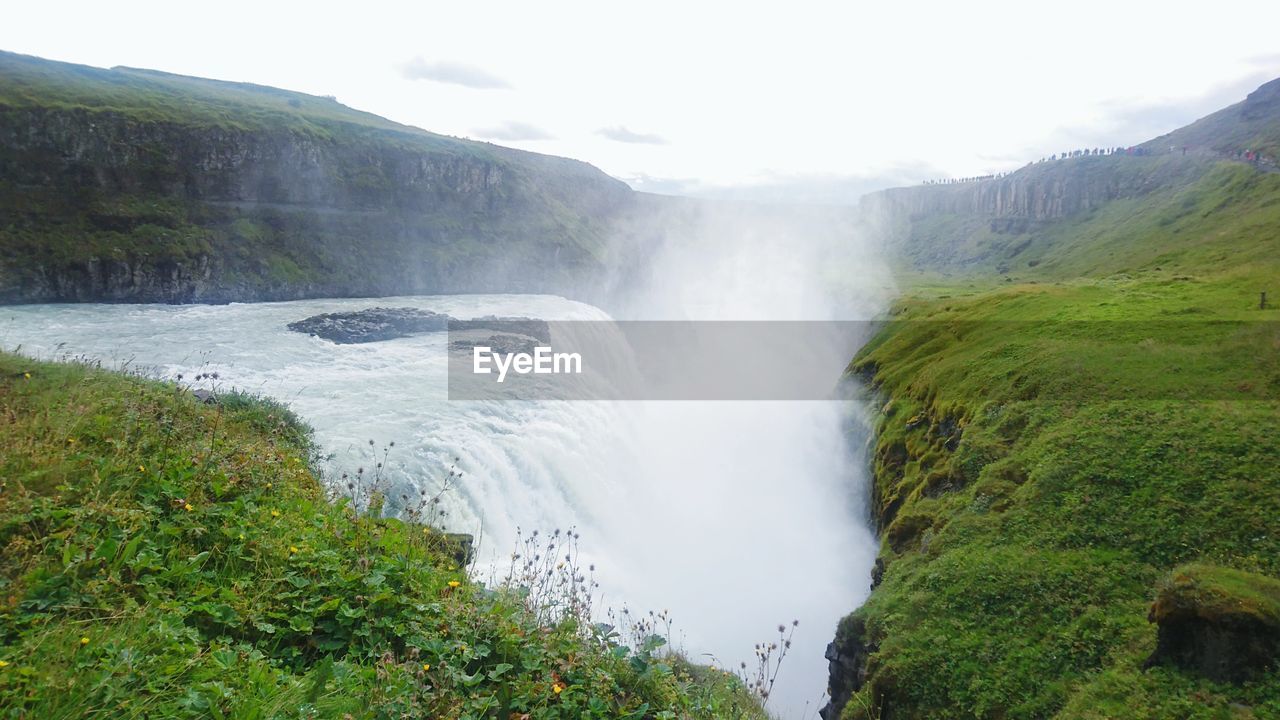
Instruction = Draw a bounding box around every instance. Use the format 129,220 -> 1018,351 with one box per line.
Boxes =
867,153 -> 1210,226
448,316 -> 551,344
820,615 -> 879,720
288,307 -> 451,344
287,308 -> 552,345
851,151 -> 1221,273
448,334 -> 541,356
1145,564 -> 1280,683
436,532 -> 475,569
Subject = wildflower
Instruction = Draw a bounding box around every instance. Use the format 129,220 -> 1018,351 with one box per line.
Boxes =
447,580 -> 461,588
79,637 -> 90,646
238,533 -> 246,540
265,482 -> 273,489
184,503 -> 194,512
138,465 -> 146,472
23,372 -> 30,379
0,660 -> 9,668
271,510 -> 281,518
422,663 -> 430,671
289,546 -> 299,554
66,438 -> 75,444
553,683 -> 565,695
422,527 -> 430,535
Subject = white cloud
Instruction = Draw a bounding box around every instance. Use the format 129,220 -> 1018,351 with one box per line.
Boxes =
597,126 -> 667,145
400,57 -> 509,89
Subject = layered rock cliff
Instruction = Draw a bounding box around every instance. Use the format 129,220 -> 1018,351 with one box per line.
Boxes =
857,151 -> 1219,274
872,157 -> 1196,222
0,51 -> 637,303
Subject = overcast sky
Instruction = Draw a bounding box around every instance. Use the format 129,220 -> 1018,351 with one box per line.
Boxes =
5,1 -> 1280,202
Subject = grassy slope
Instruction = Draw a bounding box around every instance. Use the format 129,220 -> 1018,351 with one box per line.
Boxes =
0,50 -> 488,153
0,51 -> 626,302
839,159 -> 1280,718
0,353 -> 761,719
1142,78 -> 1280,160
0,49 -> 620,200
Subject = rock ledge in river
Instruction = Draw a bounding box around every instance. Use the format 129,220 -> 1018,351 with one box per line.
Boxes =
287,308 -> 553,346
287,307 -> 450,344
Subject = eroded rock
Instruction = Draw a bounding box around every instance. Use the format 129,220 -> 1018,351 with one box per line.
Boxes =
821,615 -> 879,720
448,334 -> 541,356
1145,564 -> 1280,683
287,307 -> 451,344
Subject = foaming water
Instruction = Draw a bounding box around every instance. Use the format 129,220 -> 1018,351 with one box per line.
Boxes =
3,280 -> 881,717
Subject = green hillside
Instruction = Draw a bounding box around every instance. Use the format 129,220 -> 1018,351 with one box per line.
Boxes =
0,51 -> 633,304
827,83 -> 1280,719
0,50 -> 605,172
0,352 -> 763,719
1144,77 -> 1280,160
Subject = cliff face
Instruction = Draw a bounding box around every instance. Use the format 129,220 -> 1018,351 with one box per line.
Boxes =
0,52 -> 634,304
873,159 -> 1163,222
856,152 -> 1219,274
5,107 -> 504,207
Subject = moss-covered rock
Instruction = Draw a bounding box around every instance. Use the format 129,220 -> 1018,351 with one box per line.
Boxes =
1146,564 -> 1280,682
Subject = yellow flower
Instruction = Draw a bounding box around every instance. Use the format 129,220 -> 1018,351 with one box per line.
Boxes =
184,503 -> 194,512
66,438 -> 76,444
23,372 -> 30,379
0,660 -> 10,668
553,683 -> 564,695
447,580 -> 461,588
238,533 -> 246,540
265,483 -> 273,489
422,527 -> 430,535
79,637 -> 90,646
138,465 -> 146,472
271,510 -> 281,518
422,663 -> 430,671
289,546 -> 299,554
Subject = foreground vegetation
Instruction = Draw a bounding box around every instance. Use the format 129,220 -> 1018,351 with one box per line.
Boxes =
835,156 -> 1280,718
0,352 -> 763,719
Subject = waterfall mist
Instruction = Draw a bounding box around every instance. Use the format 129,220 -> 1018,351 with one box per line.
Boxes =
578,200 -> 893,714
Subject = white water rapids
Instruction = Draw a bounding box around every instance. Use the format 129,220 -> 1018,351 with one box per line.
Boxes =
1,209 -> 889,717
